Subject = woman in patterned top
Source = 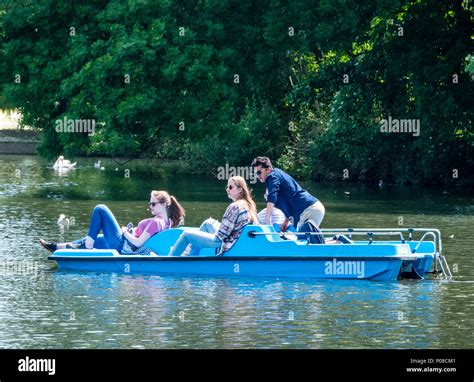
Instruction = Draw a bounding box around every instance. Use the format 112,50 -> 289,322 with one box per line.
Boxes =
168,176 -> 258,257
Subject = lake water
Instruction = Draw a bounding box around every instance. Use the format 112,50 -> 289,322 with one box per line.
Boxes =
0,154 -> 473,349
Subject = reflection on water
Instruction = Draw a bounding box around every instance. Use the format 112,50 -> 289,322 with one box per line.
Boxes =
0,154 -> 473,348
2,272 -> 473,349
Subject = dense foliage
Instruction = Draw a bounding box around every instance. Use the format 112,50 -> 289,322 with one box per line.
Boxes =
1,0 -> 472,184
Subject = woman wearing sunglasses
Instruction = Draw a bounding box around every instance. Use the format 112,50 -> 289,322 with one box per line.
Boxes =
40,190 -> 185,254
168,176 -> 258,257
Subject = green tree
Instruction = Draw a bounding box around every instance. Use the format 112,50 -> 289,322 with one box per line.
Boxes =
1,0 -> 472,185
283,0 -> 473,184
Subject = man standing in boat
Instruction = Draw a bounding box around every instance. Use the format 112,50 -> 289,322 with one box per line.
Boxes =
251,156 -> 325,231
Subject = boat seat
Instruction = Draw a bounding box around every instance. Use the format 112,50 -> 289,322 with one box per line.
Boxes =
297,220 -> 325,244
259,224 -> 287,242
332,234 -> 354,244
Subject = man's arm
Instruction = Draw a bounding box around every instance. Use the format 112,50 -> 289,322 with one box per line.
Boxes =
265,173 -> 280,225
264,202 -> 274,224
279,218 -> 290,232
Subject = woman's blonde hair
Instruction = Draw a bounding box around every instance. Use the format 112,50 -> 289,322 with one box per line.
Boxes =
151,190 -> 185,227
228,176 -> 258,223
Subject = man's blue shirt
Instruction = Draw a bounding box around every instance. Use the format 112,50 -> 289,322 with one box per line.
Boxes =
265,168 -> 317,226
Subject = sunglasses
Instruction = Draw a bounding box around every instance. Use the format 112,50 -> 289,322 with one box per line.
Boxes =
149,201 -> 166,207
256,169 -> 265,176
226,185 -> 234,190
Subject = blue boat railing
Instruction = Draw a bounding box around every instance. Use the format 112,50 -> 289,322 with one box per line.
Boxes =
247,227 -> 452,280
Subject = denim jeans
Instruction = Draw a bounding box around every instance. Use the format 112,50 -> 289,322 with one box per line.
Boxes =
73,234 -> 108,249
199,218 -> 220,234
169,218 -> 221,257
72,204 -> 123,250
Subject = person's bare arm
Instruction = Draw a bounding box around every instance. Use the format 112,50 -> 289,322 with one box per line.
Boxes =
122,228 -> 151,248
279,218 -> 290,232
264,202 -> 275,224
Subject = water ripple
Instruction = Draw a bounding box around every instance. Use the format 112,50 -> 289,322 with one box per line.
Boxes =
0,155 -> 473,348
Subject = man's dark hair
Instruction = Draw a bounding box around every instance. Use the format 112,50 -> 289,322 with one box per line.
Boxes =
251,156 -> 272,169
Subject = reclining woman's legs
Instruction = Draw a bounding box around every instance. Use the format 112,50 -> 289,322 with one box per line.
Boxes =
58,205 -> 123,250
86,204 -> 123,249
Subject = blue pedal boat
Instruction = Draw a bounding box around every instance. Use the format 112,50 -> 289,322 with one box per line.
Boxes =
47,226 -> 452,281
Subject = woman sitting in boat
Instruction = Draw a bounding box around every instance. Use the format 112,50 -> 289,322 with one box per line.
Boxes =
40,191 -> 185,255
168,176 -> 258,257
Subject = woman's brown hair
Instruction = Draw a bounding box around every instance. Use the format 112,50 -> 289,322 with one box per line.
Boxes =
228,176 -> 258,223
151,190 -> 185,227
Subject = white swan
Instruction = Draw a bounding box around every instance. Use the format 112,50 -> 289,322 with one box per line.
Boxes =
94,160 -> 105,170
57,214 -> 70,227
53,156 -> 76,170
